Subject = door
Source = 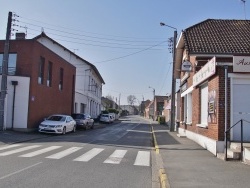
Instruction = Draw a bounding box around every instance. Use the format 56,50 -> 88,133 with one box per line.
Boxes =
66,117 -> 73,132
232,81 -> 250,141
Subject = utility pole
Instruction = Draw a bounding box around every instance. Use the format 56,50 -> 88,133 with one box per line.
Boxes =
0,12 -> 12,131
160,22 -> 177,132
149,86 -> 155,120
170,29 -> 177,132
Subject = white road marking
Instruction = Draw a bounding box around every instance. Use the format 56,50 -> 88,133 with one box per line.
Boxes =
134,151 -> 150,166
20,146 -> 62,157
103,150 -> 127,164
46,147 -> 82,159
0,145 -> 41,156
0,162 -> 42,180
0,144 -> 22,151
73,148 -> 104,162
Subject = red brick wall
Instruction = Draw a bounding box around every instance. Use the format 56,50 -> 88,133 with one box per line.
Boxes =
0,39 -> 76,129
179,55 -> 233,141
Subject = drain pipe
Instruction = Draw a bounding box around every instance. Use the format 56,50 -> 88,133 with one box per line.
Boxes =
224,66 -> 228,145
11,81 -> 18,130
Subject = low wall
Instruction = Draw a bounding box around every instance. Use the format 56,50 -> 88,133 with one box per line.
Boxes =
178,128 -> 224,155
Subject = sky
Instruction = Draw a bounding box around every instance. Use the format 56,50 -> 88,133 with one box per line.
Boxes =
0,0 -> 249,105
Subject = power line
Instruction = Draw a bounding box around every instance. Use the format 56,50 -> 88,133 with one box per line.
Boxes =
94,41 -> 167,64
158,62 -> 172,95
15,24 -> 167,50
19,20 -> 165,43
19,15 -> 165,41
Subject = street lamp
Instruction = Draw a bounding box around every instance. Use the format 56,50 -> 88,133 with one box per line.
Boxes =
160,22 -> 177,132
149,86 -> 155,120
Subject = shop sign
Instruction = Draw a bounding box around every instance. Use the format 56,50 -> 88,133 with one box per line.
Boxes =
181,61 -> 192,72
233,56 -> 250,72
193,57 -> 216,87
208,90 -> 217,123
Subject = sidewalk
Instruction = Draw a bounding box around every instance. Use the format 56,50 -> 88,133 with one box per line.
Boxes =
152,123 -> 250,188
0,122 -> 106,145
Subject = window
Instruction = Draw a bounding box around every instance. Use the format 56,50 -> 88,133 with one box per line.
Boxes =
38,57 -> 45,84
199,83 -> 208,127
184,93 -> 192,124
47,61 -> 52,87
59,68 -> 64,90
80,103 -> 85,113
0,53 -> 17,75
74,103 -> 78,113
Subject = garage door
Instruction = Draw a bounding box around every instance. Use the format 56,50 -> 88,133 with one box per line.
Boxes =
232,81 -> 250,141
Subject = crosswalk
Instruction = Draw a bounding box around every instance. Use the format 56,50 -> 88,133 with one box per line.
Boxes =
0,144 -> 151,167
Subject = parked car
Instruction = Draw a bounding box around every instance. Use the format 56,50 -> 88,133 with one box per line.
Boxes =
39,114 -> 76,135
100,114 -> 112,124
71,113 -> 94,129
109,113 -> 115,123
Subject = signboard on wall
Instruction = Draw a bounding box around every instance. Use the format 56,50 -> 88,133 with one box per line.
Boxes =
181,61 -> 192,72
193,57 -> 216,87
208,90 -> 217,124
233,56 -> 250,72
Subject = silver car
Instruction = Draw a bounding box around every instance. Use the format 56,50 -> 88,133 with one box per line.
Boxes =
100,114 -> 112,124
71,113 -> 94,129
39,114 -> 76,134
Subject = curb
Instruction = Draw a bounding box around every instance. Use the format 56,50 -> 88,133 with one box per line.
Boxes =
151,124 -> 171,188
159,168 -> 170,188
151,126 -> 159,154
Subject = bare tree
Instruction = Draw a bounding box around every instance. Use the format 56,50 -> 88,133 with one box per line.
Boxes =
127,95 -> 137,106
103,95 -> 114,109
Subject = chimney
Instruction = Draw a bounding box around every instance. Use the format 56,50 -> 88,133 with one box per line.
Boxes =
15,33 -> 26,40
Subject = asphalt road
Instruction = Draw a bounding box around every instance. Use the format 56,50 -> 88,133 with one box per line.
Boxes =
0,116 -> 153,188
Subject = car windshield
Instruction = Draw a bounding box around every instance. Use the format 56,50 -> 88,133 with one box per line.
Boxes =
47,116 -> 66,121
102,114 -> 109,117
71,114 -> 85,119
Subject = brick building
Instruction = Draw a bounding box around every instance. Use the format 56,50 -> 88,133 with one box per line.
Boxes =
0,34 -> 76,131
175,19 -> 250,155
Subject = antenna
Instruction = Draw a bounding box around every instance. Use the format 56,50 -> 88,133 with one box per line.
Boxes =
241,0 -> 247,19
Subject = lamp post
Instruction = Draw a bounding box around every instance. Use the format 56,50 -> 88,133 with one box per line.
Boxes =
149,86 -> 155,120
160,22 -> 177,132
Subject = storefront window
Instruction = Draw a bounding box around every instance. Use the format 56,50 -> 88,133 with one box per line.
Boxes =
200,83 -> 208,126
184,93 -> 192,124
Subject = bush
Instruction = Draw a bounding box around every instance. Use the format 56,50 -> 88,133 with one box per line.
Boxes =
101,110 -> 109,114
107,108 -> 119,114
157,116 -> 165,124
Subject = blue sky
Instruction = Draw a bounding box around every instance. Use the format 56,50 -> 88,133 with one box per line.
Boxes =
0,0 -> 249,105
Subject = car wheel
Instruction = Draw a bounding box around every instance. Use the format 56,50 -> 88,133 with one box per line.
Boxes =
72,125 -> 76,133
85,123 -> 88,130
62,127 -> 66,135
91,122 -> 94,129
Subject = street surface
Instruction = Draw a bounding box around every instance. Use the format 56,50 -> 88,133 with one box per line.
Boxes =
0,116 -> 153,188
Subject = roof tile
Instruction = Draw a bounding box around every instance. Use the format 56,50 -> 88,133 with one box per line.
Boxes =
183,19 -> 250,54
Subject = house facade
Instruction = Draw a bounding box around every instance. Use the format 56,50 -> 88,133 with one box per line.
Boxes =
175,19 -> 250,155
145,100 -> 153,119
0,32 -> 104,131
34,33 -> 105,119
0,36 -> 76,131
154,96 -> 168,119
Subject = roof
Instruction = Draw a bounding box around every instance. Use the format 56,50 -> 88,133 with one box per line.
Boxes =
155,96 -> 168,102
183,19 -> 250,55
33,32 -> 105,84
175,19 -> 250,79
146,100 -> 154,109
143,100 -> 151,108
